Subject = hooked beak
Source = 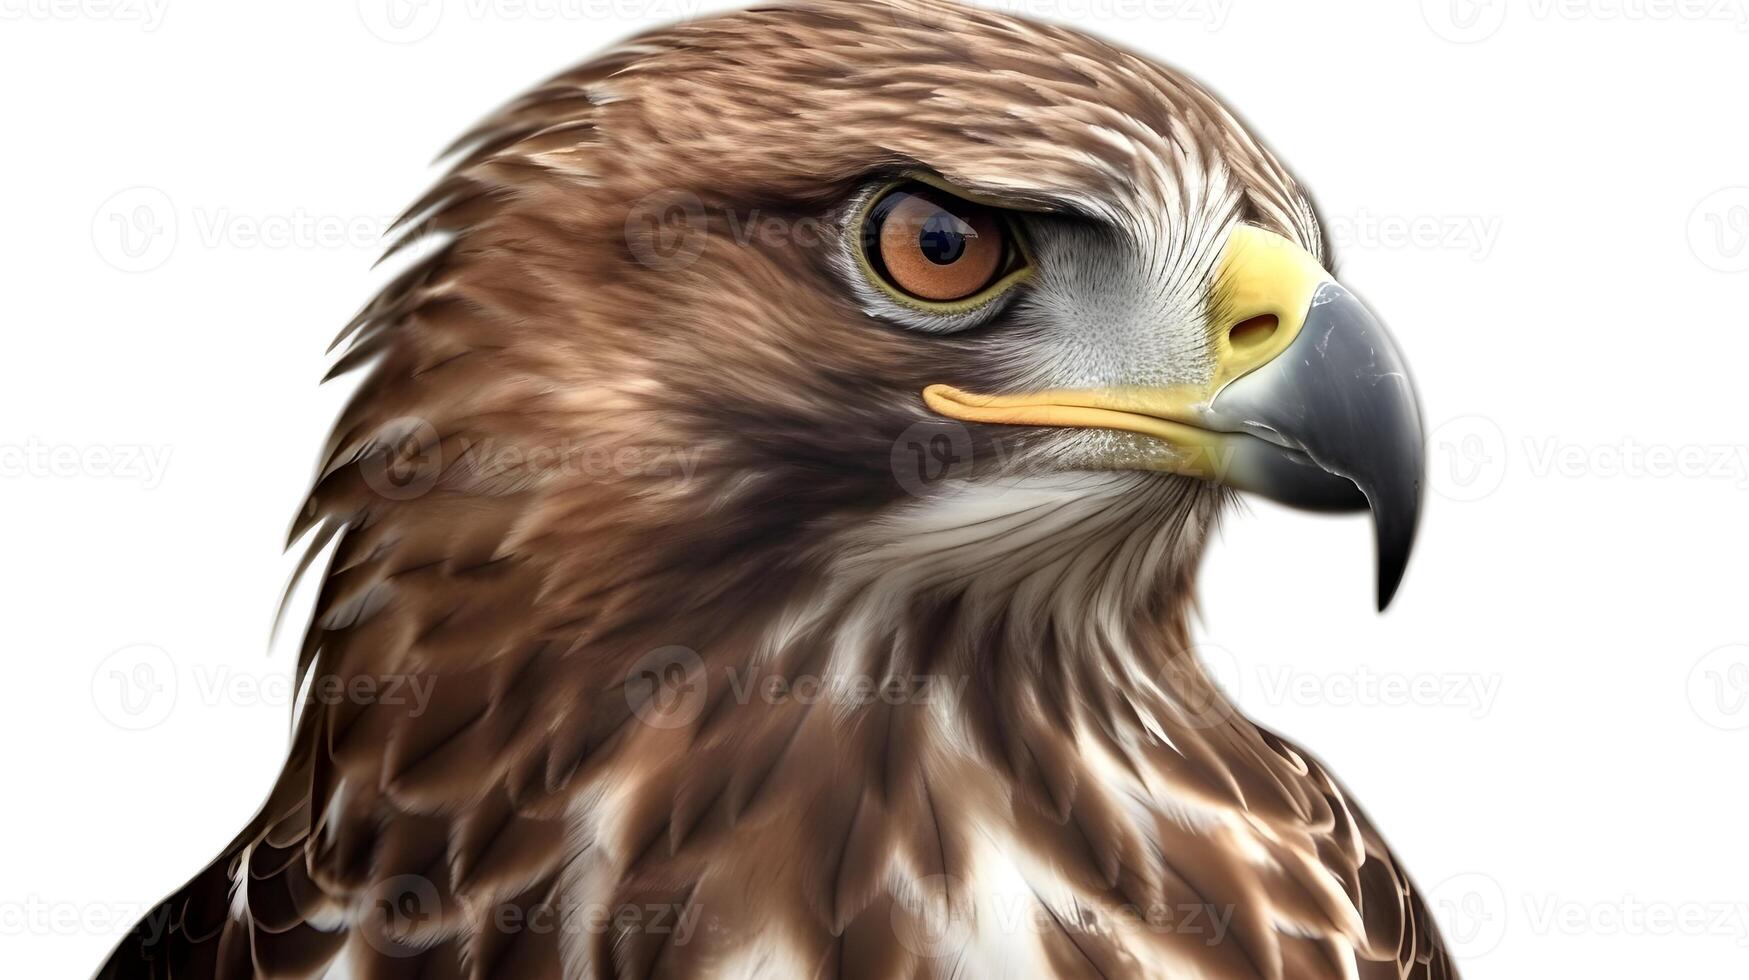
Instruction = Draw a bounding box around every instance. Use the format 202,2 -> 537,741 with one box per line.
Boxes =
922,225 -> 1425,610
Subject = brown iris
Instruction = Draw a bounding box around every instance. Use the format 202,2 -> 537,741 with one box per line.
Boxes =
863,186 -> 1009,303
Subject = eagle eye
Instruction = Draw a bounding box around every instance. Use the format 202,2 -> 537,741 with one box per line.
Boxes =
855,182 -> 1029,318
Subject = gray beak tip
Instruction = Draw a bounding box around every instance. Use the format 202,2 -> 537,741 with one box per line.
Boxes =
1377,560 -> 1405,612
1370,466 -> 1423,612
1209,282 -> 1425,612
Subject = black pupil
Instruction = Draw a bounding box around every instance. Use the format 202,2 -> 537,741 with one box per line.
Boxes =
918,211 -> 969,265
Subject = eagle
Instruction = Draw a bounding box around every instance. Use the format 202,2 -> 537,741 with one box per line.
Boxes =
100,1 -> 1448,977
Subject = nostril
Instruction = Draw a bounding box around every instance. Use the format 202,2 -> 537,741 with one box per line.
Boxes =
1228,314 -> 1279,351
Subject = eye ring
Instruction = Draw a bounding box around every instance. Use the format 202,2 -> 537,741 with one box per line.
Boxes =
852,180 -> 1032,319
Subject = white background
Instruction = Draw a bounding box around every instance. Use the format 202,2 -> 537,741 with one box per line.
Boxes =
3,0 -> 1747,976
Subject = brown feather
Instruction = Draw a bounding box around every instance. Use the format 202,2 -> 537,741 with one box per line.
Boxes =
100,2 -> 1452,977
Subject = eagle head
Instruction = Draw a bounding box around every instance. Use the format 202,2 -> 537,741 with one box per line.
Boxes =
332,0 -> 1424,633
105,3 -> 1447,978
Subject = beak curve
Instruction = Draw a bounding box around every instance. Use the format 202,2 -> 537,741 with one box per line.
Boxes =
1202,281 -> 1424,610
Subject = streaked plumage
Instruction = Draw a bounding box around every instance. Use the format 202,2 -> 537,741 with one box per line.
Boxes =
101,2 -> 1451,977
